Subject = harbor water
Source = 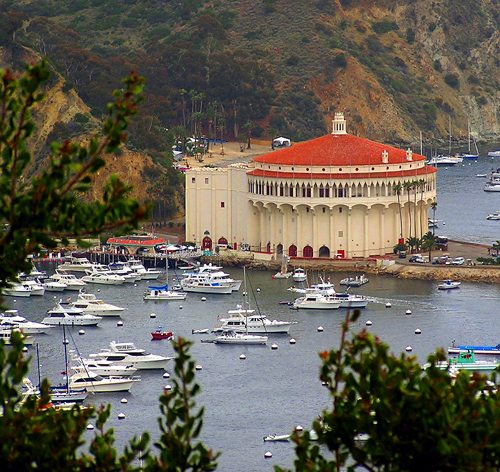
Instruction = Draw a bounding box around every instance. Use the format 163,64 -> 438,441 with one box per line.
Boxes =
9,265 -> 500,471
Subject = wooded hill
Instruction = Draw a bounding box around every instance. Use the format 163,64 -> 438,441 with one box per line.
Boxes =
2,0 -> 500,216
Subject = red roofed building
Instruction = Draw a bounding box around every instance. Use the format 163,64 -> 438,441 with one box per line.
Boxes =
186,113 -> 437,259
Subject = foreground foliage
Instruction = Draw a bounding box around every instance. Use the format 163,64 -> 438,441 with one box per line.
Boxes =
277,310 -> 500,472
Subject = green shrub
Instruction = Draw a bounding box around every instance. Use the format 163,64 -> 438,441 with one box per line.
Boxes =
444,73 -> 460,89
372,20 -> 399,34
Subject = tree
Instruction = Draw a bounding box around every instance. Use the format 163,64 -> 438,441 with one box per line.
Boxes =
403,181 -> 414,239
421,231 -> 437,261
392,183 -> 404,241
0,60 -> 148,293
242,121 -> 255,149
418,178 -> 426,237
277,310 -> 500,472
0,61 -> 218,471
430,201 -> 438,236
406,236 -> 421,254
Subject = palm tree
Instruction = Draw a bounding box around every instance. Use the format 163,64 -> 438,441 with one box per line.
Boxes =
421,231 -> 437,262
393,183 -> 404,241
430,201 -> 438,236
406,236 -> 421,254
403,181 -> 414,239
418,179 -> 426,237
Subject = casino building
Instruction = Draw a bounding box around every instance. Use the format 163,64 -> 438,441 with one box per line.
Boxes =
185,113 -> 437,259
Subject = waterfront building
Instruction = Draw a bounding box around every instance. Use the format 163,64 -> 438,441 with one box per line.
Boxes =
185,113 -> 437,258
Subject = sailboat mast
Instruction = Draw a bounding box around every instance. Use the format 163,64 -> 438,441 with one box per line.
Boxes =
63,324 -> 69,393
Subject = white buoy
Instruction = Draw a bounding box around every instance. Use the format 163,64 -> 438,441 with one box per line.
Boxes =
179,305 -> 183,309
443,222 -> 446,225
405,309 -> 412,315
22,346 -> 28,352
415,328 -> 422,334
201,297 -> 206,301
163,372 -> 170,379
63,339 -> 69,345
271,343 -> 278,350
97,289 -> 100,292
264,451 -> 273,459
406,346 -> 413,352
120,398 -> 128,404
134,283 -> 137,287
322,380 -> 328,386
118,413 -> 126,420
79,329 -> 85,335
295,425 -> 304,432
195,364 -> 202,370
289,338 -> 296,344
317,326 -> 324,332
366,320 -> 372,326
117,320 -> 123,327
256,288 -> 261,292
150,312 -> 156,318
87,424 -> 94,430
164,385 -> 172,392
13,299 -> 16,303
239,354 -> 246,360
242,291 -> 248,296
386,302 -> 392,308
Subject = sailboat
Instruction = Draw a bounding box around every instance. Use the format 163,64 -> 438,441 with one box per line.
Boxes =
456,122 -> 479,159
213,268 -> 268,345
426,117 -> 463,166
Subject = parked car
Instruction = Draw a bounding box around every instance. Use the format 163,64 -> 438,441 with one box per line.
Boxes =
452,256 -> 465,265
398,250 -> 407,259
409,255 -> 425,263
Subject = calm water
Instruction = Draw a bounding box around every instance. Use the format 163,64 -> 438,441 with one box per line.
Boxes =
9,265 -> 500,471
434,141 -> 500,245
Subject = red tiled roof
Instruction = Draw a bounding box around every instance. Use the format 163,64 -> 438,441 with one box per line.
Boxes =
253,133 -> 425,166
248,166 -> 437,179
107,237 -> 166,246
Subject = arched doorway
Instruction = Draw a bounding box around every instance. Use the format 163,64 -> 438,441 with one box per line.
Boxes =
218,237 -> 228,246
202,236 -> 212,250
303,245 -> 313,258
318,245 -> 330,258
276,243 -> 283,255
289,244 -> 297,257
266,242 -> 271,253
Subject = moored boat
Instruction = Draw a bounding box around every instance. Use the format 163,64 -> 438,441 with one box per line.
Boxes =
339,274 -> 369,287
292,268 -> 307,283
437,280 -> 461,290
143,284 -> 187,300
151,327 -> 174,340
448,342 -> 500,355
424,350 -> 499,372
293,292 -> 342,310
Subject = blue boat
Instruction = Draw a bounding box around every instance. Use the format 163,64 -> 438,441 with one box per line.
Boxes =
448,342 -> 500,355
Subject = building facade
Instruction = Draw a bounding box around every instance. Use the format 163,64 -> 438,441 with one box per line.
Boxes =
185,113 -> 437,258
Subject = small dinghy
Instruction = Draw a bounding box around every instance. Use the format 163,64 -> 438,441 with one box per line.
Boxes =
263,433 -> 291,442
151,327 -> 174,340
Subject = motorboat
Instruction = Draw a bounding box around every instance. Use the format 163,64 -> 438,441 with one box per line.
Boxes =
213,306 -> 296,334
57,257 -> 95,273
425,155 -> 463,166
107,262 -> 140,283
180,279 -> 234,294
88,341 -> 172,370
0,309 -> 52,334
437,280 -> 461,290
272,271 -> 292,279
70,352 -> 138,377
3,281 -> 32,297
488,148 -> 500,157
81,267 -> 125,285
42,302 -> 102,326
66,291 -> 125,316
69,369 -> 140,393
263,433 -> 291,442
212,330 -> 268,345
293,292 -> 342,310
424,350 -> 499,373
19,276 -> 45,296
0,328 -> 34,345
292,268 -> 307,282
448,342 -> 500,355
42,279 -> 67,292
151,327 -> 174,340
50,269 -> 87,291
143,284 -> 187,300
487,211 -> 500,220
181,264 -> 242,292
484,181 -> 500,192
124,259 -> 162,280
22,378 -> 88,405
339,274 -> 369,287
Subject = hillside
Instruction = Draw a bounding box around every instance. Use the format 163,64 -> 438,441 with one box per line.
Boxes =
3,0 -> 500,214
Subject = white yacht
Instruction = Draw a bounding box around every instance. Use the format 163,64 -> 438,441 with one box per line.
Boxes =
42,279 -> 67,292
0,309 -> 52,334
143,284 -> 187,300
50,269 -> 87,291
124,259 -> 162,280
213,306 -> 296,334
81,267 -> 125,285
180,264 -> 242,293
107,262 -> 140,283
213,331 -> 268,345
19,277 -> 45,296
70,352 -> 137,377
69,369 -> 140,393
89,341 -> 172,370
487,211 -> 500,220
293,292 -> 342,310
289,280 -> 369,308
57,257 -> 95,273
426,155 -> 463,166
0,328 -> 34,345
488,148 -> 500,157
67,292 -> 125,316
292,268 -> 307,282
42,302 -> 102,326
3,281 -> 32,297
